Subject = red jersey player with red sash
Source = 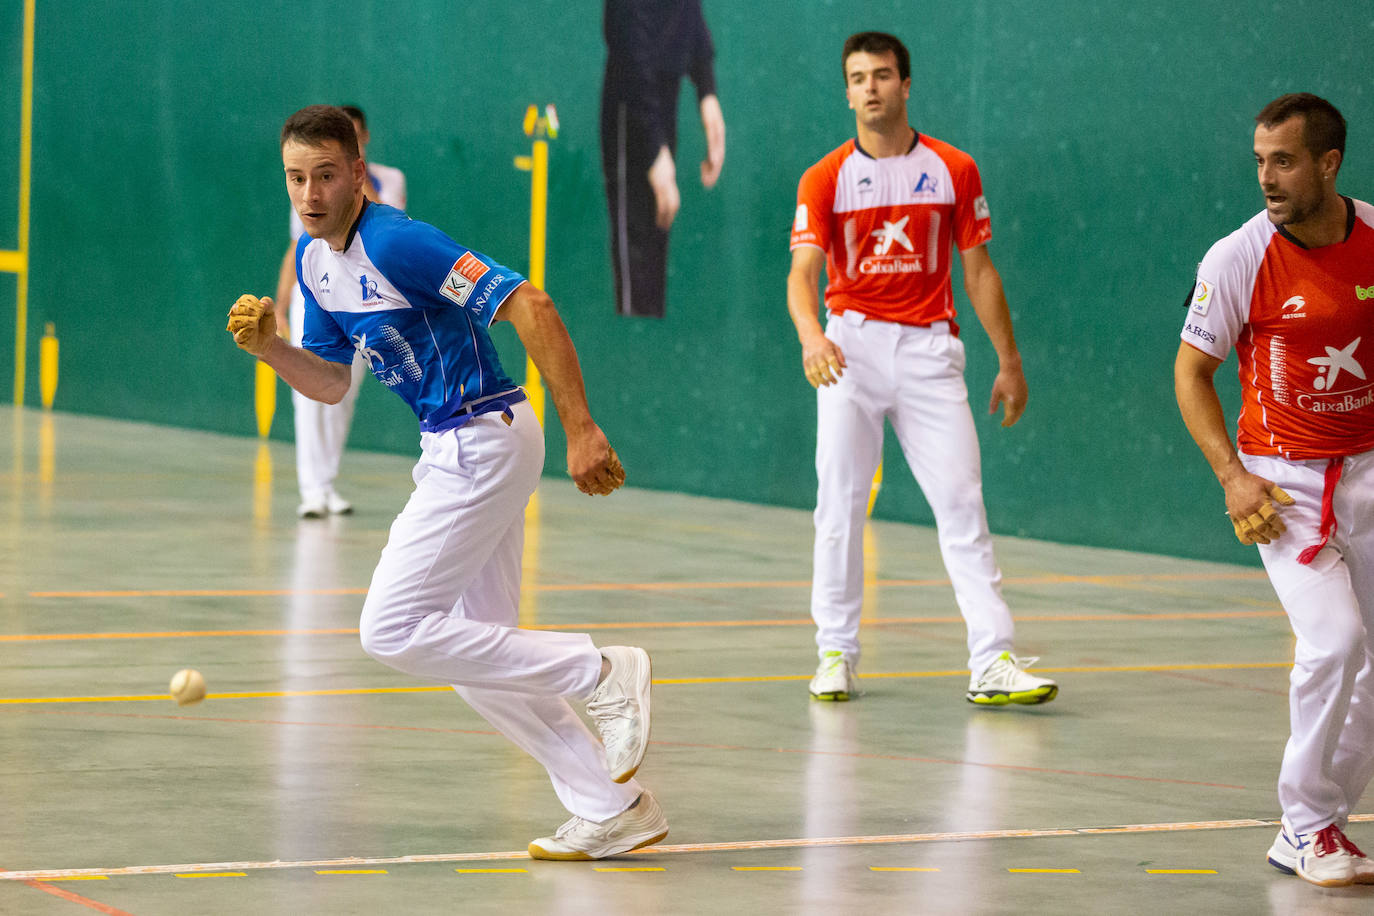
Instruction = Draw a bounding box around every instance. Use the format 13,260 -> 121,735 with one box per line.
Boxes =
787,32 -> 1057,707
1176,92 -> 1374,888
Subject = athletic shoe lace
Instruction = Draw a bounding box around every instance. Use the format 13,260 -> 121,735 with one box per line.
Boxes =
553,815 -> 596,841
1312,825 -> 1345,857
587,692 -> 636,754
1337,828 -> 1367,858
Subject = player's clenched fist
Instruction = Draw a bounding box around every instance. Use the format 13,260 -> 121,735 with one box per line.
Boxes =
578,447 -> 626,496
226,294 -> 278,356
1231,484 -> 1295,545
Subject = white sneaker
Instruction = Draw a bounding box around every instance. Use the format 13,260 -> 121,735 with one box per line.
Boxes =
325,490 -> 353,515
1275,822 -> 1371,887
967,652 -> 1058,706
528,790 -> 668,861
586,646 -> 652,784
297,490 -> 328,519
809,651 -> 858,701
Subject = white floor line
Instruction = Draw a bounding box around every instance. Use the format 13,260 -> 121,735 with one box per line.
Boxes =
6,814 -> 1370,881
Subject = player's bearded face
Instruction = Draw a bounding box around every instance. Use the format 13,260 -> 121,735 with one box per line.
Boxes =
1254,119 -> 1328,228
283,139 -> 366,245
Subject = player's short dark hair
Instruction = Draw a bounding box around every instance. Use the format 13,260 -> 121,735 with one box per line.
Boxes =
842,32 -> 910,82
280,105 -> 361,160
1256,93 -> 1346,160
339,105 -> 367,129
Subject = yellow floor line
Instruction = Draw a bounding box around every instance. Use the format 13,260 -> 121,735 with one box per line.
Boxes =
1008,867 -> 1079,874
0,661 -> 1294,705
8,816 -> 1361,882
455,868 -> 526,874
1146,869 -> 1218,875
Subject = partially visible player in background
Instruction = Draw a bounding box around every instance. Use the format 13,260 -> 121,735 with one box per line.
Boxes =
1175,92 -> 1374,888
601,0 -> 725,318
231,105 -> 666,860
787,31 -> 1057,706
274,105 -> 407,518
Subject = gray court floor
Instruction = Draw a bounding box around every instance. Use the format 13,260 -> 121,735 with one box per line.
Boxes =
1,405 -> 1371,915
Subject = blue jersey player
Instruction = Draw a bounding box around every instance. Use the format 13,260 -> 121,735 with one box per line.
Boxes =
227,105 -> 667,860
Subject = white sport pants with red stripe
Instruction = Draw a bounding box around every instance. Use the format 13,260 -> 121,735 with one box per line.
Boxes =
289,289 -> 364,500
358,400 -> 641,822
1242,449 -> 1374,835
811,311 -> 1016,675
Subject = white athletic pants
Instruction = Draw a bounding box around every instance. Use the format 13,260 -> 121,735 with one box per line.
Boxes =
290,289 -> 364,500
1242,449 -> 1374,835
358,400 -> 641,822
811,311 -> 1015,675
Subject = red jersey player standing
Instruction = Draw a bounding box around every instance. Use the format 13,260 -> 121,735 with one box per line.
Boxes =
787,31 -> 1057,706
1175,92 -> 1374,888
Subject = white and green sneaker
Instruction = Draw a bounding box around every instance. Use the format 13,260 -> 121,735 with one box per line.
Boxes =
809,651 -> 858,701
967,652 -> 1058,706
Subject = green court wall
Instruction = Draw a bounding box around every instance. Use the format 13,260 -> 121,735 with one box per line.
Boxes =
4,1 -> 1371,566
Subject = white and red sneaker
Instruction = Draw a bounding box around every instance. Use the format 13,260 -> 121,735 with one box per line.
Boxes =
1292,823 -> 1369,888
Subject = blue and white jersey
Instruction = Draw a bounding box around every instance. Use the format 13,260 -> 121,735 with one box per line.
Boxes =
295,202 -> 526,432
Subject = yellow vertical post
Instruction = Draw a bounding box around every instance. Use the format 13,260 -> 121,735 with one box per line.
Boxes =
9,0 -> 35,405
515,103 -> 558,426
867,461 -> 883,517
38,322 -> 57,409
254,361 -> 276,437
524,138 -> 548,425
513,104 -> 559,626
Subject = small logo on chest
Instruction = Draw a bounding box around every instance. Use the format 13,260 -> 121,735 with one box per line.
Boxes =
1281,295 -> 1307,319
359,274 -> 380,303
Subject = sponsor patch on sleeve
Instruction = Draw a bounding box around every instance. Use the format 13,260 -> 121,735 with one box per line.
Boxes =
438,252 -> 490,307
793,204 -> 808,233
1191,278 -> 1214,316
973,195 -> 990,220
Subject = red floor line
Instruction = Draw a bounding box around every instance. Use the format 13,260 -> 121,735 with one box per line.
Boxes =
20,571 -> 1270,600
20,879 -> 135,915
0,609 -> 1287,644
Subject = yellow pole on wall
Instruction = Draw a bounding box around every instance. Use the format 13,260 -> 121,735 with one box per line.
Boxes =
514,103 -> 559,426
7,0 -> 35,405
254,360 -> 276,437
38,321 -> 56,408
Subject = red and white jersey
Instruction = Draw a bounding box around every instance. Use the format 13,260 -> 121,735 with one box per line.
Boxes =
790,134 -> 992,327
1182,198 -> 1374,459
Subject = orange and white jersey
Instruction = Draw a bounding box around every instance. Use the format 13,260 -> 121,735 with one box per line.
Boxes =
1183,198 -> 1374,459
790,134 -> 992,327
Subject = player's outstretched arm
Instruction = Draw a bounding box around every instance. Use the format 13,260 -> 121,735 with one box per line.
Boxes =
787,247 -> 845,387
495,285 -> 624,495
959,244 -> 1026,426
1174,341 -> 1293,544
226,294 -> 351,404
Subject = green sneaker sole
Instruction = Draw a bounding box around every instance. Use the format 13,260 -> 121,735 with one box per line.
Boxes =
966,685 -> 1058,706
810,690 -> 851,702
